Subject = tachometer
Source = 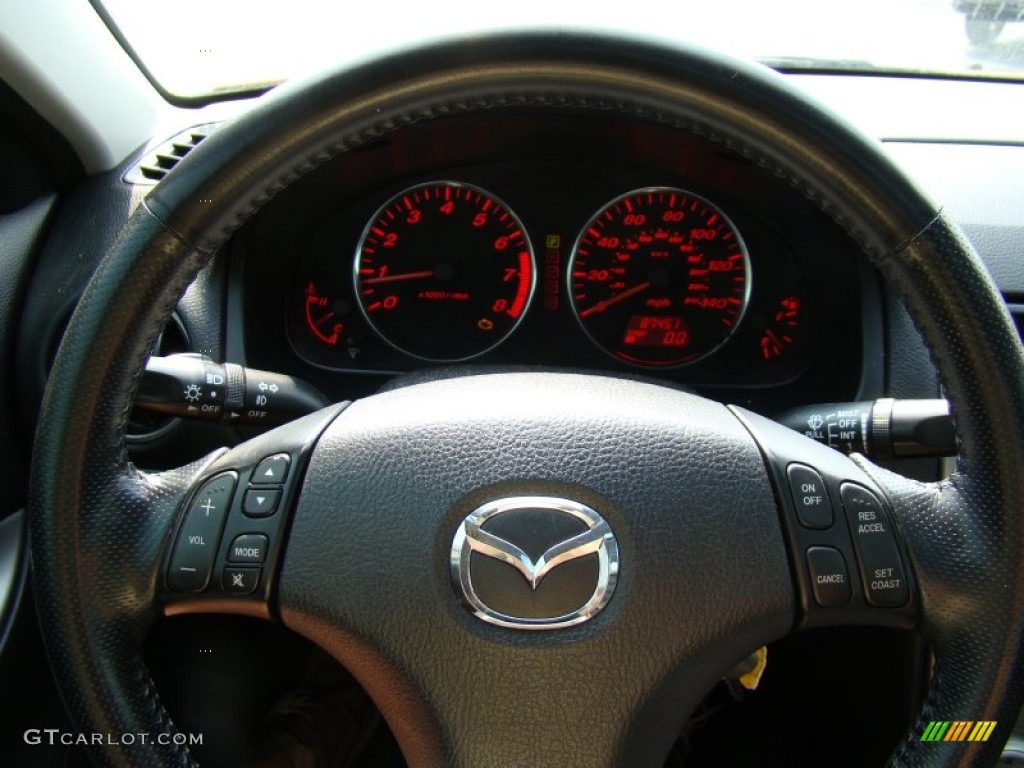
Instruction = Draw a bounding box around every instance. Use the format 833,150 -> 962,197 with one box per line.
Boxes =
355,181 -> 535,362
568,187 -> 751,366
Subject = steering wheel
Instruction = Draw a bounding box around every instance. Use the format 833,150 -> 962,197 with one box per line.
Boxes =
29,32 -> 1024,767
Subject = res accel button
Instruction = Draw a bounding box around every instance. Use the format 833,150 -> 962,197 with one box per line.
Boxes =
228,533 -> 268,564
787,463 -> 833,529
805,546 -> 852,607
841,483 -> 910,607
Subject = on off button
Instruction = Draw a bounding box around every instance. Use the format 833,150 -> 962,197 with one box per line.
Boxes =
787,463 -> 834,529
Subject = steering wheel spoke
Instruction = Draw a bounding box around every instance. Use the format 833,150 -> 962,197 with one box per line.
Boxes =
733,407 -> 918,630
161,404 -> 346,618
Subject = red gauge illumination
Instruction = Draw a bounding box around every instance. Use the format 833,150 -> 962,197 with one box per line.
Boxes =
355,182 -> 535,362
303,282 -> 344,346
622,315 -> 690,348
569,187 -> 751,366
759,295 -> 802,360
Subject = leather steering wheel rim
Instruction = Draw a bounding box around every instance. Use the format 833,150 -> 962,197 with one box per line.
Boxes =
29,31 -> 1024,767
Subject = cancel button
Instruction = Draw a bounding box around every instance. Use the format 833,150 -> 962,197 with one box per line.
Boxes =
806,546 -> 852,608
228,533 -> 268,564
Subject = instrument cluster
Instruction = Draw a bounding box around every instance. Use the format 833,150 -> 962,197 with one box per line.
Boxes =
288,175 -> 812,386
229,112 -> 868,403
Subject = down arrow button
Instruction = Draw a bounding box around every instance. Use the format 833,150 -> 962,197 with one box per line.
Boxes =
243,488 -> 281,518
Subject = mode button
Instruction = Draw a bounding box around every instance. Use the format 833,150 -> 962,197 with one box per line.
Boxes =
228,533 -> 268,564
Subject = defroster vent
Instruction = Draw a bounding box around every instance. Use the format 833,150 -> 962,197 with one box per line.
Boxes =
124,123 -> 219,185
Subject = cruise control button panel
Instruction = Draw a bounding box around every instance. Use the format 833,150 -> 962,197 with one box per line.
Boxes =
730,407 -> 916,630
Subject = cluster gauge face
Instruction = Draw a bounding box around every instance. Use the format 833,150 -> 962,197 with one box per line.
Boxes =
297,182 -> 776,372
354,181 -> 535,362
567,188 -> 752,367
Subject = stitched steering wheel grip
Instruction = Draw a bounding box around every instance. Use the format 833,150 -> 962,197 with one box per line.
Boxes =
28,31 -> 1024,767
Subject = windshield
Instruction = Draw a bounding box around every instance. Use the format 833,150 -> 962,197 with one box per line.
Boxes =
97,0 -> 1024,100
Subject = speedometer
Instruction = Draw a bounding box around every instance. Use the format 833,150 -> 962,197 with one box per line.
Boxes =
355,181 -> 535,362
568,187 -> 751,367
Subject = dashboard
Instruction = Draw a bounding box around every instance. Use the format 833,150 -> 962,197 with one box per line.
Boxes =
7,34 -> 1024,764
232,113 -> 872,411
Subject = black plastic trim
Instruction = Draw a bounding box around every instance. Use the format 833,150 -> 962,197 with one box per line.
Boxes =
0,79 -> 84,198
0,511 -> 27,657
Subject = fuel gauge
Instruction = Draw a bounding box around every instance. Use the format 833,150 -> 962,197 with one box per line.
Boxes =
758,295 -> 802,361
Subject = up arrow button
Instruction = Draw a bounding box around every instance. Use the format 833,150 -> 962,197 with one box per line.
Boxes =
252,454 -> 290,485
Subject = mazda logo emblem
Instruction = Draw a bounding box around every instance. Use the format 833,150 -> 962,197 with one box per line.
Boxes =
450,496 -> 620,629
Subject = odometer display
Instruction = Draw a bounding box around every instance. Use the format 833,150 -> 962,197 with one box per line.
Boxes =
569,187 -> 751,366
622,315 -> 689,348
355,181 -> 535,362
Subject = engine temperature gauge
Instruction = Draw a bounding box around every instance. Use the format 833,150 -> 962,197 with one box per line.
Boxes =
759,295 -> 802,360
303,282 -> 345,346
